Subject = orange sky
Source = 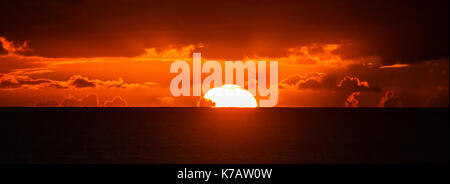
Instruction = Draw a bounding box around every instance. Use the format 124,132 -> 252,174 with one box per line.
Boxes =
0,0 -> 448,107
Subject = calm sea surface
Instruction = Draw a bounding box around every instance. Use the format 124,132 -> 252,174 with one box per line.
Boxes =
0,108 -> 448,163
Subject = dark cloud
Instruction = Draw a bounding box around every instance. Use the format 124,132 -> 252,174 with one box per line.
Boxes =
337,76 -> 380,92
0,73 -> 151,90
0,79 -> 21,88
0,74 -> 51,89
379,90 -> 402,107
0,0 -> 447,63
70,76 -> 96,88
280,73 -> 380,93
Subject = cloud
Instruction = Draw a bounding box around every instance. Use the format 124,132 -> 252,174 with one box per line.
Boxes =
345,92 -> 360,107
70,75 -> 96,88
244,43 -> 350,67
0,29 -> 448,108
280,73 -> 382,107
66,75 -> 156,89
0,73 -> 156,90
297,74 -> 337,90
279,75 -> 303,87
337,76 -> 376,92
104,96 -> 128,107
379,64 -> 410,69
140,44 -> 203,61
279,72 -> 336,90
0,36 -> 203,76
379,90 -> 402,107
286,43 -> 341,65
0,73 -> 54,89
0,55 -> 47,73
280,73 -> 379,93
61,94 -> 99,107
0,36 -> 32,55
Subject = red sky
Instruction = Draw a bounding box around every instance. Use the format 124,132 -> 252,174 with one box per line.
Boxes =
0,0 -> 448,107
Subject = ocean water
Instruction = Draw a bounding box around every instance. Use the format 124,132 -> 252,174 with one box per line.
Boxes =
0,108 -> 448,163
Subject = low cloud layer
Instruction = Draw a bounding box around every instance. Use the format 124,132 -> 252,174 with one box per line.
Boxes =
0,73 -> 155,90
280,73 -> 379,93
36,95 -> 130,107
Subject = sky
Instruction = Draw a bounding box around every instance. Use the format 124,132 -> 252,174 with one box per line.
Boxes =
0,0 -> 448,107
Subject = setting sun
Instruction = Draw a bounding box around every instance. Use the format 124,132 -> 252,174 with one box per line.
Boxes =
203,85 -> 258,107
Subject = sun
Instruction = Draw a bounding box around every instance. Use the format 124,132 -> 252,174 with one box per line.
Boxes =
201,84 -> 257,107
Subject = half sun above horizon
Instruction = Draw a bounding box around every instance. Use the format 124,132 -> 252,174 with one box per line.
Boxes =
199,85 -> 258,108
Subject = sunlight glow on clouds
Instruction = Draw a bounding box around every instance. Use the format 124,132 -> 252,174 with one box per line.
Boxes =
0,36 -> 448,107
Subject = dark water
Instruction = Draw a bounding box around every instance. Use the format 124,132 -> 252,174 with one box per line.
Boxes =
0,108 -> 448,163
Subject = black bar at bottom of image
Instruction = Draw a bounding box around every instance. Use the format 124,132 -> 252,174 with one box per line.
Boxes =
0,164 -> 448,183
